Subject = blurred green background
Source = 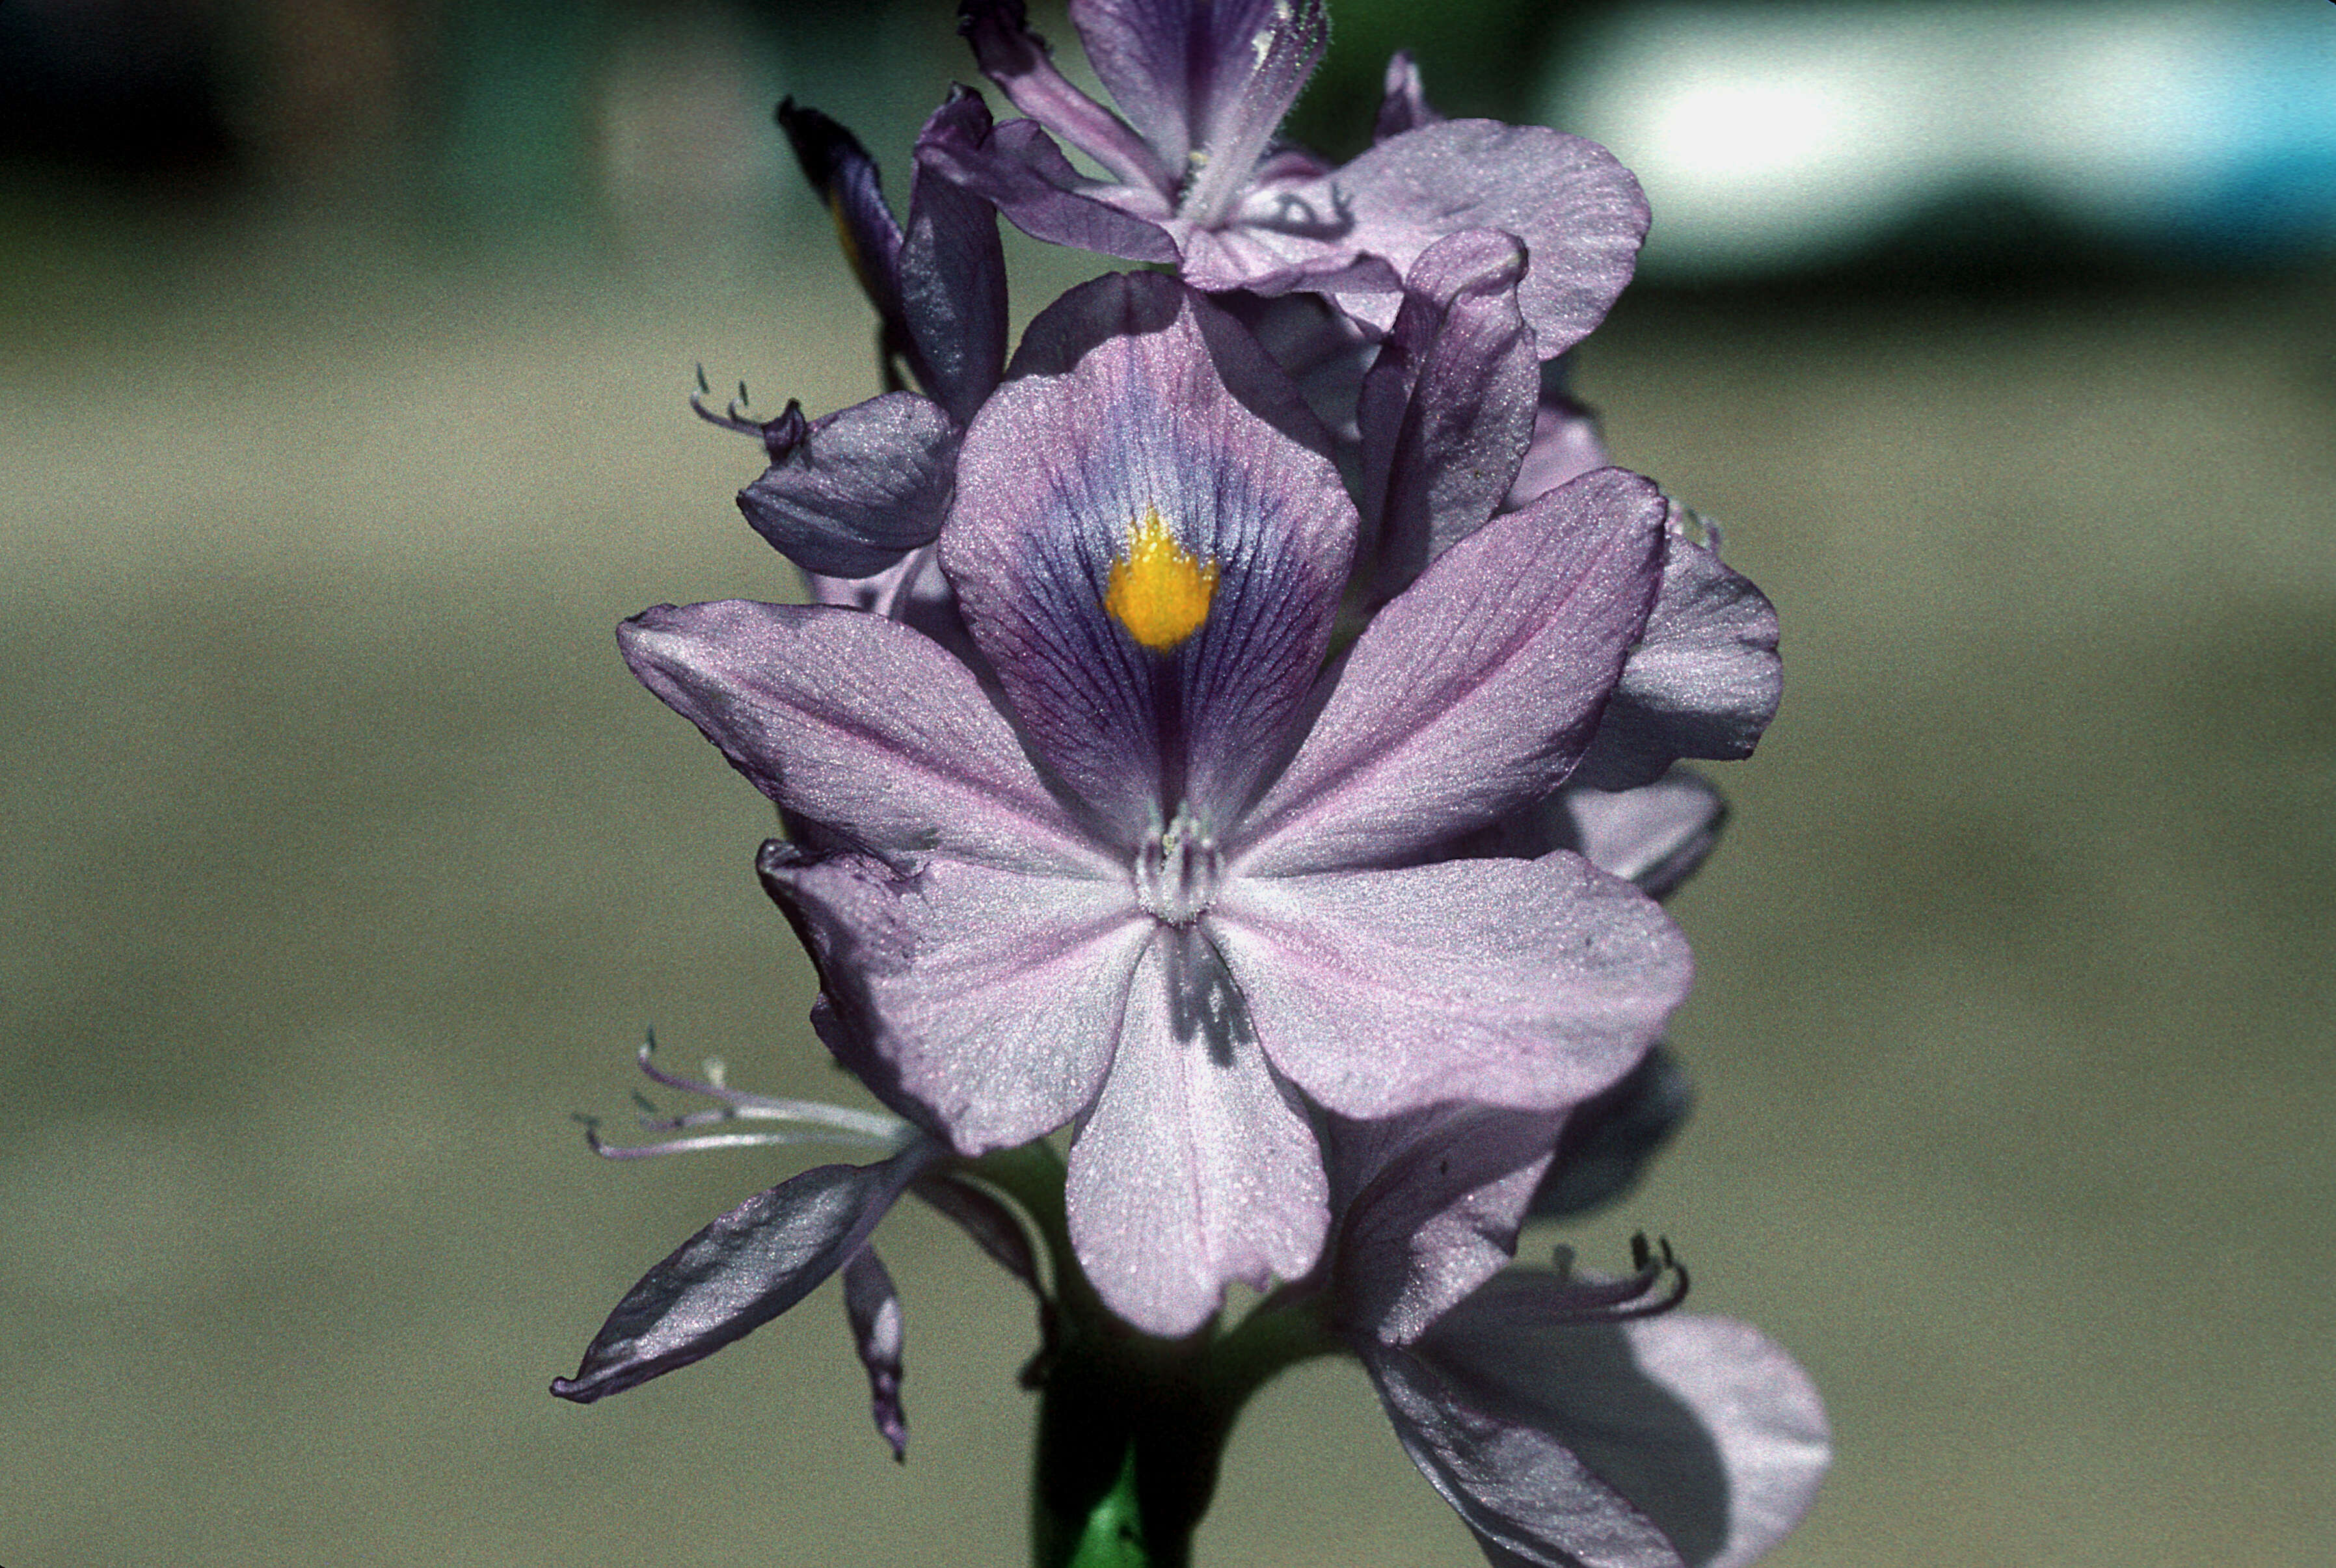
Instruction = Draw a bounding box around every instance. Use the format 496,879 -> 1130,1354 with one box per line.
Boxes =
3,1 -> 2330,1563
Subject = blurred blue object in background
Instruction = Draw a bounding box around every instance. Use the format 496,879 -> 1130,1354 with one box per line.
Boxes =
1548,1 -> 2336,277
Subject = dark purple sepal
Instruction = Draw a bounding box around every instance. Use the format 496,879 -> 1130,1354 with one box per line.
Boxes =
919,114 -> 1181,265
1357,228 -> 1541,599
1570,518 -> 1782,792
735,392 -> 959,579
550,1141 -> 937,1403
1529,1043 -> 1693,1221
776,100 -> 907,334
840,1245 -> 910,1461
903,89 -> 1010,423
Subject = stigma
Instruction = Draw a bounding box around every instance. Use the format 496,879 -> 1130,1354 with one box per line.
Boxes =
1105,508 -> 1219,652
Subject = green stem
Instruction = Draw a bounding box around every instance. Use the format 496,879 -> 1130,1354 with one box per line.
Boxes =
973,1144 -> 1343,1568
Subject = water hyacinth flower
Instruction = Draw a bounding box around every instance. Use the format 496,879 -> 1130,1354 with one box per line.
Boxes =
559,7 -> 1829,1557
619,271 -> 1696,1336
944,0 -> 1650,348
705,100 -> 1777,803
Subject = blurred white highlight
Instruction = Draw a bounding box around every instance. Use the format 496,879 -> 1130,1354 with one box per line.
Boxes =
1551,2 -> 2336,274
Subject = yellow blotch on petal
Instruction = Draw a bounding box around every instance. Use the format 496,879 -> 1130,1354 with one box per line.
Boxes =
1105,509 -> 1220,652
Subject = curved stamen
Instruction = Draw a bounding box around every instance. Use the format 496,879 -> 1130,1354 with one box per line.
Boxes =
579,1115 -> 879,1162
690,364 -> 768,438
1538,1233 -> 1691,1323
571,1031 -> 915,1159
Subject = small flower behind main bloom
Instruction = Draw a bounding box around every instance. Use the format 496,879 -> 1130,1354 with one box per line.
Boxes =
943,0 -> 1649,351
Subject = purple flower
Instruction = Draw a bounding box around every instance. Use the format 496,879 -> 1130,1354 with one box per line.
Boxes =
619,272 -> 1692,1335
941,0 -> 1649,351
1323,1097 -> 1829,1568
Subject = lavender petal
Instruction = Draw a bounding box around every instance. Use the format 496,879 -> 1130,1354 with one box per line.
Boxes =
1063,0 -> 1202,168
1365,1338 -> 1685,1568
1236,468 -> 1666,876
961,0 -> 1170,195
1460,771 -> 1728,903
1324,1105 -> 1565,1346
1358,228 -> 1541,597
619,600 -> 1109,875
919,113 -> 1180,263
1064,929 -> 1329,1337
1416,1285 -> 1831,1568
1319,120 -> 1648,354
1210,852 -> 1691,1121
764,851 -> 1151,1155
944,274 -> 1354,842
1572,521 -> 1782,791
1505,375 -> 1611,511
